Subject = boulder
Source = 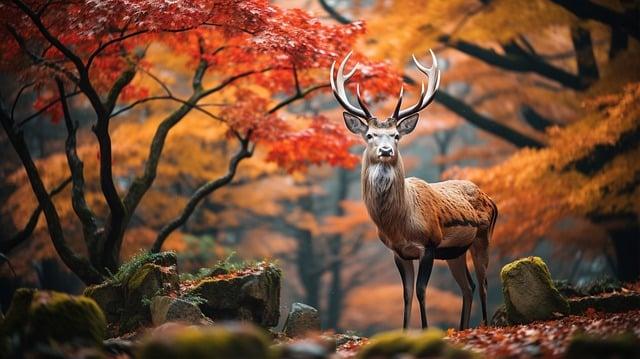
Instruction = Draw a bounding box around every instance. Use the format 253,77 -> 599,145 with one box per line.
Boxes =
0,289 -> 106,347
150,295 -> 210,326
357,329 -> 474,359
501,256 -> 569,324
84,281 -> 124,323
490,304 -> 509,327
137,322 -> 271,359
120,262 -> 180,333
187,262 -> 281,327
283,303 -> 320,338
278,339 -> 331,359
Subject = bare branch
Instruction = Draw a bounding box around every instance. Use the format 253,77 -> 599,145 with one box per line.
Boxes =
56,78 -> 99,248
0,101 -> 103,284
151,134 -> 254,252
268,83 -> 330,114
1,176 -> 71,255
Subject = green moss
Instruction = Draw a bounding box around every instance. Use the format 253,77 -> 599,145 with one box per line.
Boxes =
357,330 -> 415,358
566,333 -> 640,359
29,291 -> 106,345
357,329 -> 475,358
110,250 -> 177,286
138,325 -> 271,359
0,288 -> 35,339
411,329 -> 447,357
501,256 -> 569,324
1,289 -> 106,347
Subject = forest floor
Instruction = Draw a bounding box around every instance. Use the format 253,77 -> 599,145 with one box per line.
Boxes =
336,310 -> 640,358
336,282 -> 640,358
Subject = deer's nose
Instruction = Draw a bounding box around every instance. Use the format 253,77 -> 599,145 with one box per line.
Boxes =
378,146 -> 394,157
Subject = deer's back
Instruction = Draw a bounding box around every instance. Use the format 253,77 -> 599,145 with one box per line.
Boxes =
407,178 -> 494,231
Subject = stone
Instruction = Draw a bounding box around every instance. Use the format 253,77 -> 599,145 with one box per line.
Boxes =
187,262 -> 281,327
283,303 -> 320,338
84,281 -> 124,323
501,256 -> 569,324
279,340 -> 330,359
120,262 -> 180,334
357,329 -> 474,359
150,295 -> 209,326
490,304 -> 509,327
0,289 -> 106,347
138,322 -> 271,359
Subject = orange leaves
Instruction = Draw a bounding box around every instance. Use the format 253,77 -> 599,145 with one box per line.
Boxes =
265,115 -> 360,173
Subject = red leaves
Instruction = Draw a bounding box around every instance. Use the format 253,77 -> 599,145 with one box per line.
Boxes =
33,93 -> 63,124
446,310 -> 640,358
265,116 -> 359,173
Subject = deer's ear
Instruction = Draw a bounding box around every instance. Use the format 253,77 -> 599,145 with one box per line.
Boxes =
343,112 -> 368,135
397,113 -> 419,136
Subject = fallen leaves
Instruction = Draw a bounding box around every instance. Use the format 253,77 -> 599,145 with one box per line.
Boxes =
446,310 -> 640,358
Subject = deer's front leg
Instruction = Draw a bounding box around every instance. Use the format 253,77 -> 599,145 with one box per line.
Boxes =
416,247 -> 435,329
394,253 -> 414,330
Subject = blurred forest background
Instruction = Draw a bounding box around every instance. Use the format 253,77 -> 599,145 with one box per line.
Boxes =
1,0 -> 638,335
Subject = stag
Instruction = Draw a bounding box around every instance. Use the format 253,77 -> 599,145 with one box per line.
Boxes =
330,50 -> 497,330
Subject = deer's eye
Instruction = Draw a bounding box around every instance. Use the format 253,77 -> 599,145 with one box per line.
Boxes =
394,134 -> 400,140
366,134 -> 373,140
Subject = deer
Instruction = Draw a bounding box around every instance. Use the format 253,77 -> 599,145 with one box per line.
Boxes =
330,50 -> 498,330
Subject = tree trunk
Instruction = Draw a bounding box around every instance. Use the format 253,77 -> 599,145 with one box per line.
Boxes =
325,169 -> 349,330
608,219 -> 640,281
296,193 -> 322,310
593,214 -> 640,281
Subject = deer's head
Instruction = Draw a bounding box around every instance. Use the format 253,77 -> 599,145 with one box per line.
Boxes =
331,50 -> 440,164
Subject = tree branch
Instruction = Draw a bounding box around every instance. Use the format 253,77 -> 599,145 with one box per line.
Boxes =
435,90 -> 545,148
0,102 -> 103,284
268,83 -> 330,114
56,78 -> 100,264
439,35 -> 588,90
1,176 -> 71,255
151,134 -> 254,252
317,0 -> 352,24
550,0 -> 639,41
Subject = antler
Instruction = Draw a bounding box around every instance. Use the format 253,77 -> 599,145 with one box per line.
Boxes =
330,51 -> 372,119
393,49 -> 441,120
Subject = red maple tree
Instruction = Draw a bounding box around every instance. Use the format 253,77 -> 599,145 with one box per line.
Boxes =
0,0 -> 400,284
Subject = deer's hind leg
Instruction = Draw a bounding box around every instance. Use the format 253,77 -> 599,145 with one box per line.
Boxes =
447,252 -> 475,330
470,233 -> 489,325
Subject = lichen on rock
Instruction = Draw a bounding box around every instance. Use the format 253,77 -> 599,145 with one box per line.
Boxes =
185,262 -> 281,327
137,322 -> 271,359
357,329 -> 475,359
501,256 -> 569,324
0,289 -> 106,348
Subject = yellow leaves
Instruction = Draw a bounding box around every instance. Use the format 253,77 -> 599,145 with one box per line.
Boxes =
454,0 -> 576,43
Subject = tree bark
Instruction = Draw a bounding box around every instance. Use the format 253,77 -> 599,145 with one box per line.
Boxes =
325,169 -> 349,330
434,91 -> 545,148
0,106 -> 103,285
570,26 -> 599,85
592,214 -> 640,281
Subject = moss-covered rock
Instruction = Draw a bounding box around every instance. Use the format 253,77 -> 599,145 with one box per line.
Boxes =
565,333 -> 640,359
137,323 -> 271,359
501,257 -> 569,324
490,304 -> 509,327
0,289 -> 106,348
283,302 -> 320,338
120,262 -> 180,334
150,295 -> 209,326
357,329 -> 475,359
186,262 -> 281,327
84,281 -> 124,323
